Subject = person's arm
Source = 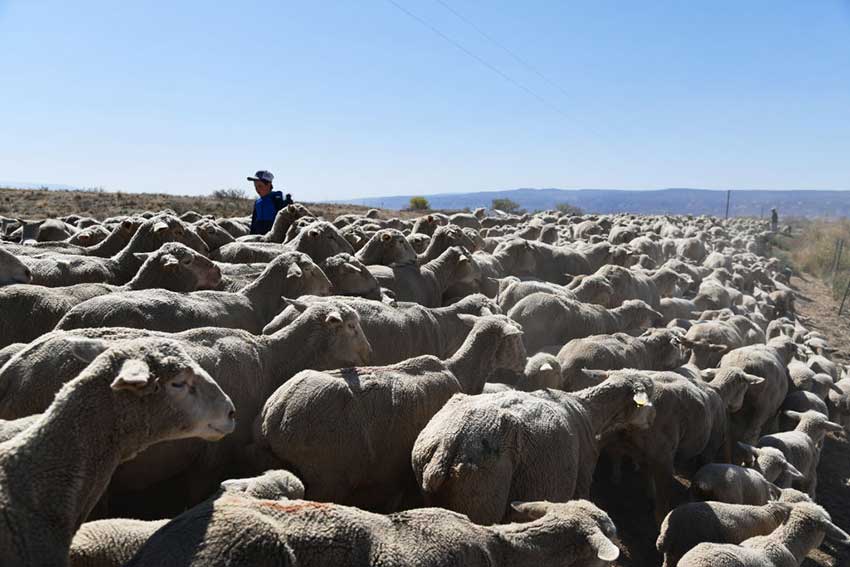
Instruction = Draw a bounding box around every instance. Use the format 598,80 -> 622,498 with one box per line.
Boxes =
250,202 -> 259,234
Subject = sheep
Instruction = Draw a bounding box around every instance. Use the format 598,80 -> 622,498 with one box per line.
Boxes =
262,293 -> 499,365
607,368 -> 764,523
411,371 -> 656,524
779,391 -> 828,430
496,276 -> 613,312
20,215 -> 209,287
827,377 -> 850,430
18,217 -> 142,258
239,203 -> 312,243
55,251 -> 332,333
690,464 -> 781,505
354,228 -> 418,266
0,245 -> 31,286
193,219 -> 235,251
369,246 -> 480,307
657,501 -> 792,567
213,219 -> 354,264
251,315 -> 526,510
507,293 -> 662,353
0,303 -> 371,515
0,243 -> 222,349
125,497 -> 621,567
593,264 -> 685,308
719,336 -> 798,445
734,443 -> 807,487
0,338 -> 236,566
519,352 -> 563,390
69,469 -> 304,567
524,240 -> 594,283
557,329 -> 687,390
676,502 -> 850,567
320,252 -> 384,300
0,414 -> 39,444
757,410 -> 843,495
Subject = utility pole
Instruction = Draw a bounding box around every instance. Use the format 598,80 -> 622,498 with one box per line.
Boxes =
725,190 -> 731,220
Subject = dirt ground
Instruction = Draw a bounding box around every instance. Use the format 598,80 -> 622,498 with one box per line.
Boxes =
593,273 -> 850,567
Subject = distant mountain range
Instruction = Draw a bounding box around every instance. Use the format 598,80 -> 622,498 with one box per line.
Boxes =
341,188 -> 850,217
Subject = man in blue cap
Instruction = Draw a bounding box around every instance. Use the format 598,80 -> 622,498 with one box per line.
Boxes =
248,170 -> 286,235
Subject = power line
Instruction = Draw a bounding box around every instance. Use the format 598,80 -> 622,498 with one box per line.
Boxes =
385,0 -> 567,119
434,0 -> 572,100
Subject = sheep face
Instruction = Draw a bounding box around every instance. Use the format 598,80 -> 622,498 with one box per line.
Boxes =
509,500 -> 620,564
356,229 -> 417,266
100,340 -> 236,443
0,247 -> 32,286
321,254 -> 379,297
320,306 -> 372,367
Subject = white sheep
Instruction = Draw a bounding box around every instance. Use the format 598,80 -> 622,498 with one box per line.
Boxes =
0,338 -> 235,566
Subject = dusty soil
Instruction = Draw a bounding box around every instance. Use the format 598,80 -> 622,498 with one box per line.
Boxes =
594,273 -> 850,567
0,187 -> 427,221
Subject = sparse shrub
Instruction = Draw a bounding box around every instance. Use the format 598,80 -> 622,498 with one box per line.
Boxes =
211,188 -> 249,200
555,202 -> 583,215
409,196 -> 430,211
492,198 -> 523,215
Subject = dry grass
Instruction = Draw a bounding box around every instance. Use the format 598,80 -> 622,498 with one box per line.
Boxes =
782,219 -> 850,298
0,187 -> 424,222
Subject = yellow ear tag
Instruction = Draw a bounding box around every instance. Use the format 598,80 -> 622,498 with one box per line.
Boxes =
633,391 -> 650,407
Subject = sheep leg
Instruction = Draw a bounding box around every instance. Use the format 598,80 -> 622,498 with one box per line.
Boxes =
652,460 -> 674,526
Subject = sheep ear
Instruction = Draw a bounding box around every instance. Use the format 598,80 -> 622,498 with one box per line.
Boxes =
153,221 -> 169,233
281,297 -> 309,313
824,420 -> 844,433
219,478 -> 251,493
539,362 -> 553,372
122,219 -> 134,229
509,501 -> 549,521
783,410 -> 803,420
325,311 -> 343,325
286,263 -> 303,279
160,254 -> 180,270
343,262 -> 363,274
589,531 -> 620,562
785,462 -> 806,480
743,373 -> 764,385
480,307 -> 493,316
829,383 -> 844,395
110,359 -> 154,393
457,314 -> 478,327
308,229 -> 320,238
381,232 -> 391,242
133,252 -> 151,263
823,520 -> 850,545
501,324 -> 523,337
457,255 -> 469,264
68,338 -> 111,363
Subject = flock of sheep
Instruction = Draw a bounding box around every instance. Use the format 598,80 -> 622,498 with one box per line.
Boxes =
0,205 -> 848,566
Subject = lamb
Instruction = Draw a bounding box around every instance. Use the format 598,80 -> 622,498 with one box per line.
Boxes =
557,329 -> 687,390
606,368 -> 763,523
657,501 -> 792,567
0,243 -> 222,349
55,251 -> 332,333
69,469 -> 304,567
0,303 -> 371,514
757,410 -> 843,495
369,246 -> 480,307
507,293 -> 662,353
676,502 -> 850,567
125,497 -> 621,567
690,464 -> 780,505
719,336 -> 798,445
251,315 -> 526,510
21,215 -> 209,287
0,245 -> 31,286
0,338 -> 236,567
354,228 -> 418,266
411,370 -> 656,524
263,293 -> 499,365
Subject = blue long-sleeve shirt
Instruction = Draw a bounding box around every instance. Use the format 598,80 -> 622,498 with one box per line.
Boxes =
250,191 -> 286,235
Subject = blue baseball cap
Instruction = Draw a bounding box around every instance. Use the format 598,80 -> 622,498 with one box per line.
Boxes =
247,170 -> 274,183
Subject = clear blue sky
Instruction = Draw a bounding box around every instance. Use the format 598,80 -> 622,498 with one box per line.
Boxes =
1,1 -> 849,200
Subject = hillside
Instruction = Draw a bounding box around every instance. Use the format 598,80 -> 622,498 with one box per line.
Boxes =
0,187 -> 420,221
344,187 -> 850,217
